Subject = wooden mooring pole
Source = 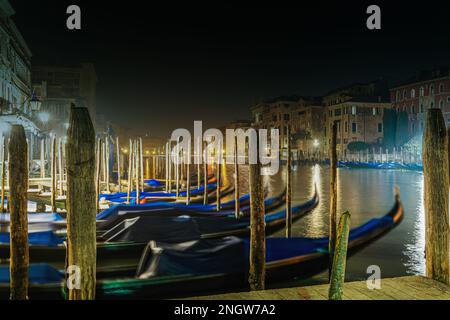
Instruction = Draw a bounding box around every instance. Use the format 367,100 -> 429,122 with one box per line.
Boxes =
116,137 -> 121,192
9,125 -> 29,300
58,138 -> 64,197
234,136 -> 240,219
126,139 -> 133,204
423,108 -> 449,284
66,106 -> 97,300
248,138 -> 265,291
40,139 -> 45,179
95,138 -> 101,212
50,135 -> 57,212
286,126 -> 292,238
139,138 -> 144,191
216,141 -> 222,212
328,211 -> 351,300
1,135 -> 6,213
203,142 -> 208,205
329,122 -> 338,278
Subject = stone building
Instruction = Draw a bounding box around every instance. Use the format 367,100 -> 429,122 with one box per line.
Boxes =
32,63 -> 97,136
250,96 -> 324,153
390,67 -> 450,139
0,0 -> 43,164
323,81 -> 391,155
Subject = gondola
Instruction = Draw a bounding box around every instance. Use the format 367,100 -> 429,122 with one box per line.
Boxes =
0,190 -> 318,268
0,193 -> 402,299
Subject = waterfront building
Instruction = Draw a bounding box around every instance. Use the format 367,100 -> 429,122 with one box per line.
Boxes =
390,67 -> 450,139
323,80 -> 391,155
32,63 -> 97,136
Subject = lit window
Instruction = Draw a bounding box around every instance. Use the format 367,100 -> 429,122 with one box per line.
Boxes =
420,87 -> 425,97
411,89 -> 416,98
351,106 -> 357,115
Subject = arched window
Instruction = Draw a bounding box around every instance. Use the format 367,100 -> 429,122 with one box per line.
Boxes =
439,83 -> 444,93
396,91 -> 400,102
430,101 -> 435,109
403,90 -> 407,100
430,84 -> 435,95
420,86 -> 425,97
410,105 -> 415,114
411,88 -> 416,98
439,99 -> 444,109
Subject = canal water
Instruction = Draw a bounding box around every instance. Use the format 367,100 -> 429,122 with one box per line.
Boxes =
223,164 -> 425,287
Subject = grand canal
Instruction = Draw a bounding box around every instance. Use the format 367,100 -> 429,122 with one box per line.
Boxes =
223,164 -> 425,286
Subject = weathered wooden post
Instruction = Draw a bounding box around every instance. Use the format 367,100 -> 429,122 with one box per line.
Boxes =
9,125 -> 29,300
58,138 -> 64,197
203,142 -> 209,205
50,135 -> 57,212
102,140 -> 107,191
66,106 -> 96,300
126,139 -> 133,204
176,139 -> 180,199
379,147 -> 383,163
286,126 -> 292,238
423,109 -> 449,284
234,136 -> 240,219
328,211 -> 351,300
186,147 -> 191,205
329,122 -> 337,277
134,140 -> 140,204
40,139 -> 45,179
139,138 -> 144,191
95,138 -> 101,212
248,135 -> 265,291
105,137 -> 111,193
1,135 -> 6,213
216,141 -> 222,212
165,142 -> 169,192
197,137 -> 201,190
116,137 -> 121,192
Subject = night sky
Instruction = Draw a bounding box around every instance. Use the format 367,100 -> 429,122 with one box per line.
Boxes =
9,0 -> 450,137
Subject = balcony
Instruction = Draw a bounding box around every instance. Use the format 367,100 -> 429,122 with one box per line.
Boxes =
0,99 -> 41,135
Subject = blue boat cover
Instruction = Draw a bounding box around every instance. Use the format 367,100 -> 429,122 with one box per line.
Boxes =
144,179 -> 164,187
0,230 -> 64,247
0,263 -> 64,284
138,214 -> 395,278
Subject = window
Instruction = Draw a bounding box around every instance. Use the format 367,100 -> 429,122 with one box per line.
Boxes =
283,114 -> 290,121
372,107 -> 376,116
378,123 -> 383,133
344,121 -> 348,133
420,104 -> 424,113
447,96 -> 450,103
439,83 -> 444,93
403,90 -> 407,100
420,86 -> 425,97
351,106 -> 357,115
396,91 -> 400,102
411,89 -> 416,98
410,105 -> 415,114
430,84 -> 435,95
439,99 -> 444,109
334,108 -> 341,116
272,114 -> 277,122
351,122 -> 357,133
430,102 -> 434,108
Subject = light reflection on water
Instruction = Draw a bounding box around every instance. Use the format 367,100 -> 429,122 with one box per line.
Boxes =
224,164 -> 426,282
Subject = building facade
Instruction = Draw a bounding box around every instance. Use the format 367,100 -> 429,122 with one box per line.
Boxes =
32,63 -> 97,136
390,67 -> 450,139
0,0 -> 41,136
323,81 -> 391,155
251,96 -> 324,152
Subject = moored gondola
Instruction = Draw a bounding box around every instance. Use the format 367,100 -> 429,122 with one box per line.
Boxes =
0,193 -> 402,299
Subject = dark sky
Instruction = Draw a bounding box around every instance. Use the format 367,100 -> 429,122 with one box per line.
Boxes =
9,0 -> 450,137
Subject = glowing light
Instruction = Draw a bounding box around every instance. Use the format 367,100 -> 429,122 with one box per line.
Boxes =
38,112 -> 50,123
313,139 -> 320,148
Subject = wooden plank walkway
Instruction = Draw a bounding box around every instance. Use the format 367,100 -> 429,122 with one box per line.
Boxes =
187,276 -> 450,300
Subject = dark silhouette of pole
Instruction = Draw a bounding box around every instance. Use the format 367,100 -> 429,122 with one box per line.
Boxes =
9,125 -> 29,300
329,122 -> 338,279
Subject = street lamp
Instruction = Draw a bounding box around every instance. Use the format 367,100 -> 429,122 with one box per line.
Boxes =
29,91 -> 42,111
313,139 -> 320,148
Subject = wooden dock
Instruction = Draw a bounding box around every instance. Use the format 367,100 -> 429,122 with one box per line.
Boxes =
187,276 -> 450,300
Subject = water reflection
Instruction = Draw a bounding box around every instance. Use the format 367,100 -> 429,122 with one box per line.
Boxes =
224,164 -> 425,280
